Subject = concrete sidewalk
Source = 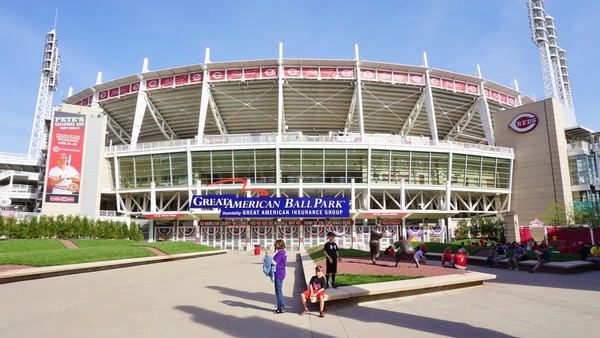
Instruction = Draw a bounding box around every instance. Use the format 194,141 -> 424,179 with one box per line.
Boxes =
1,251 -> 598,337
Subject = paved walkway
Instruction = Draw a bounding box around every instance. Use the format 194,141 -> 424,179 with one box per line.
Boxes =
0,251 -> 598,337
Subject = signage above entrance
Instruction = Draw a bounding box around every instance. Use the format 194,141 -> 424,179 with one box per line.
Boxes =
190,195 -> 350,219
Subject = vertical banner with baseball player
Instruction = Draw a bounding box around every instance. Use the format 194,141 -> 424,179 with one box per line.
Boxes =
45,111 -> 86,203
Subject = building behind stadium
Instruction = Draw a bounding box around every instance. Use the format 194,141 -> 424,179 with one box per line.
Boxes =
1,22 -> 598,250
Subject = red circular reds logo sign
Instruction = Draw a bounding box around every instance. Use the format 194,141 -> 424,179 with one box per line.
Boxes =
508,113 -> 538,133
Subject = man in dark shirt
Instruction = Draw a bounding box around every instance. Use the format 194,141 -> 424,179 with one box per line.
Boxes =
323,231 -> 340,288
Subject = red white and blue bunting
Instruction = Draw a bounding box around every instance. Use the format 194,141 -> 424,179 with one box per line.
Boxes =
227,226 -> 246,236
329,226 -> 351,236
382,226 -> 397,236
201,227 -> 221,237
305,226 -> 325,237
278,226 -> 299,236
429,226 -> 445,236
156,227 -> 173,237
178,228 -> 196,237
252,226 -> 272,237
407,226 -> 423,236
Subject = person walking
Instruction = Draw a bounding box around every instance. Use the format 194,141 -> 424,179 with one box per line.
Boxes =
272,239 -> 287,314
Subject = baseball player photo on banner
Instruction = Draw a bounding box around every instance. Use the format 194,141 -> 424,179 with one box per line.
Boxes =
45,111 -> 86,203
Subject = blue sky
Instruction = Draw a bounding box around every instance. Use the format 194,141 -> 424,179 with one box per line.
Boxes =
1,0 -> 599,154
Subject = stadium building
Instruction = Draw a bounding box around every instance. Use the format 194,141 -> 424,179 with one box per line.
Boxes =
2,3 -> 599,249
17,41 -> 584,251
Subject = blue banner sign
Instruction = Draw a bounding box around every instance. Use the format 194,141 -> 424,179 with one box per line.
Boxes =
190,195 -> 350,219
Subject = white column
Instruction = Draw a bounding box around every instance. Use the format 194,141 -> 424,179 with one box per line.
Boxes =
197,48 -> 211,141
354,44 -> 365,140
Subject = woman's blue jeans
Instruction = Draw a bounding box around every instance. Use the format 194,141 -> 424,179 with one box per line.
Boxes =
274,278 -> 285,312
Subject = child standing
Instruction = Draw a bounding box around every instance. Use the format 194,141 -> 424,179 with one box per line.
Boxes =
323,231 -> 340,288
300,265 -> 327,317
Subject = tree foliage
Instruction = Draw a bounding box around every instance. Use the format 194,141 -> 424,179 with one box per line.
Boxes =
539,201 -> 571,227
0,215 -> 143,241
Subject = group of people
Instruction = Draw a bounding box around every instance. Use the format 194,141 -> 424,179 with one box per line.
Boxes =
266,231 -> 340,317
267,236 -> 597,317
441,245 -> 468,270
580,242 -> 600,269
482,241 -> 551,272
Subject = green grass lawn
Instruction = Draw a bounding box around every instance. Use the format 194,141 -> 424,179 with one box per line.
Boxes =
0,239 -> 217,267
307,246 -> 423,285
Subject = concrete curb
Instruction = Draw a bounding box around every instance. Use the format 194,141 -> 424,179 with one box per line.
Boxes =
0,250 -> 226,284
299,247 -> 496,308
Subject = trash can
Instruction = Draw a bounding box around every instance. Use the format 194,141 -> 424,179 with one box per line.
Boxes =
254,245 -> 261,256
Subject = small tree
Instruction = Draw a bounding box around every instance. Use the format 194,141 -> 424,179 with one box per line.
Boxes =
539,201 -> 572,227
455,219 -> 470,240
468,217 -> 483,238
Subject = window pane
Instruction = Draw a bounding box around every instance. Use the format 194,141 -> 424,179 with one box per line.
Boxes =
391,151 -> 410,183
496,159 -> 510,188
118,157 -> 134,188
371,150 -> 389,182
302,149 -> 323,183
466,155 -> 481,187
325,149 -> 346,183
191,152 -> 211,184
255,149 -> 276,183
135,155 -> 152,188
411,152 -> 429,185
451,154 -> 466,186
153,153 -> 171,186
233,150 -> 255,182
171,152 -> 188,186
430,153 -> 448,185
347,149 -> 367,183
481,157 -> 496,188
212,151 -> 233,181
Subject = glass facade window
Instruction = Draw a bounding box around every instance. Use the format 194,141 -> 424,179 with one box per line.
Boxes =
325,149 -> 346,183
371,150 -> 390,183
113,147 -> 512,192
171,153 -> 188,186
118,156 -> 134,188
496,159 -> 510,189
347,149 -> 367,183
411,152 -> 430,185
191,152 -> 211,184
451,154 -> 466,186
255,149 -> 276,183
302,149 -> 323,183
135,155 -> 152,188
430,153 -> 448,185
233,150 -> 255,182
211,151 -> 233,182
569,154 -> 591,185
391,151 -> 410,183
153,153 -> 171,187
466,156 -> 482,187
481,157 -> 496,188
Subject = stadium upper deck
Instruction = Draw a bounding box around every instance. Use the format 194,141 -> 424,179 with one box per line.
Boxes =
63,50 -> 533,148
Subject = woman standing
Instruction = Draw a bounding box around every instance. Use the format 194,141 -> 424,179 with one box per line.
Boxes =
272,239 -> 287,314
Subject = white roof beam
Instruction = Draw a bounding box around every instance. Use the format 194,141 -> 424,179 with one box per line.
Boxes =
400,90 -> 425,135
106,115 -> 131,144
143,94 -> 178,140
443,101 -> 479,141
423,52 -> 439,145
344,90 -> 357,132
476,65 -> 495,146
208,93 -> 228,135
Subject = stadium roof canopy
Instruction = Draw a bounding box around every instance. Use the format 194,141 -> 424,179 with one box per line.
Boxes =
64,58 -> 532,146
